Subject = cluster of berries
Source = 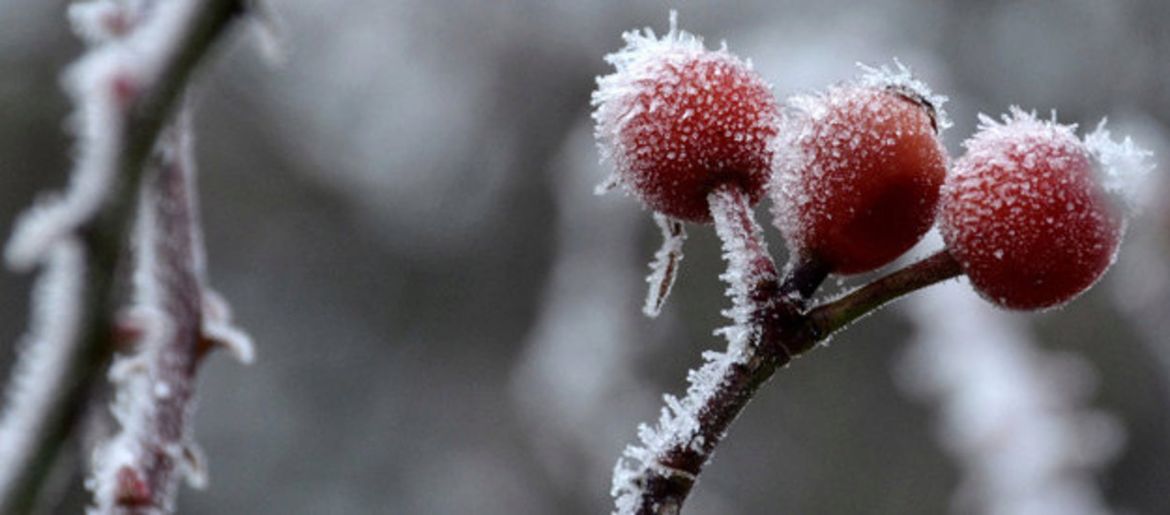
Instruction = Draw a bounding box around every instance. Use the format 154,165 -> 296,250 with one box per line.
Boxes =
593,14 -> 1137,310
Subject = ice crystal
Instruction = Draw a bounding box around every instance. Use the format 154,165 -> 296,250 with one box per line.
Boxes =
642,213 -> 686,317
612,188 -> 775,514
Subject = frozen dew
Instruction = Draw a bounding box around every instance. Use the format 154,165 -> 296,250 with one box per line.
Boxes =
642,213 -> 687,317
857,59 -> 951,133
592,10 -> 705,172
591,10 -> 777,222
771,62 -> 946,273
1083,120 -> 1155,214
612,188 -> 775,514
940,107 -> 1138,309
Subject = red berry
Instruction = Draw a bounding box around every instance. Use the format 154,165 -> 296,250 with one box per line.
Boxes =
940,109 -> 1123,310
771,74 -> 948,274
592,15 -> 778,223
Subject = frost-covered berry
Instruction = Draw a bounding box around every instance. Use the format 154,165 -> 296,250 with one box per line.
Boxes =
592,12 -> 778,223
939,109 -> 1142,310
771,64 -> 948,274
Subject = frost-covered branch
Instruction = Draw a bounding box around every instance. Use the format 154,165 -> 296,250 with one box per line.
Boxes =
0,0 -> 247,511
613,185 -> 826,515
0,241 -> 86,513
900,281 -> 1123,515
614,216 -> 964,513
87,115 -> 252,513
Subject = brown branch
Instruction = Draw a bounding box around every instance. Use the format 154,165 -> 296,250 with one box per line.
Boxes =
0,2 -> 245,513
102,118 -> 207,512
623,225 -> 962,513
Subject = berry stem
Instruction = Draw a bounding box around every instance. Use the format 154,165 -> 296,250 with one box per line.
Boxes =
807,250 -> 963,338
623,184 -> 824,514
626,238 -> 963,514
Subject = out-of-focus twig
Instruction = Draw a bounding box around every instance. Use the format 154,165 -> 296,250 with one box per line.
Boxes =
0,0 -> 247,512
612,184 -> 962,515
900,280 -> 1123,515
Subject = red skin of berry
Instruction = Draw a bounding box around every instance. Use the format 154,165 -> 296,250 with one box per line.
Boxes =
940,124 -> 1122,310
775,88 -> 947,274
614,55 -> 777,223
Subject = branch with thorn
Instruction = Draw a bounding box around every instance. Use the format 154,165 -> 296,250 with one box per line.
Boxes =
614,185 -> 962,514
0,0 -> 255,512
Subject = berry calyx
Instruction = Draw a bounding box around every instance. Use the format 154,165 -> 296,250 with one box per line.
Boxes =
940,109 -> 1125,310
591,12 -> 778,223
771,64 -> 948,274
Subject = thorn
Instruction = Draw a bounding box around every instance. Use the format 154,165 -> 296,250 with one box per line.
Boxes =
181,442 -> 209,489
115,467 -> 152,507
199,321 -> 255,364
202,290 -> 232,323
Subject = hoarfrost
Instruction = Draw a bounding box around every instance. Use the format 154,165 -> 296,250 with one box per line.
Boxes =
0,240 -> 85,499
5,0 -> 200,271
642,213 -> 686,317
1084,120 -> 1155,213
900,280 -> 1122,515
771,62 -> 946,261
612,188 -> 774,514
591,10 -> 776,221
857,59 -> 951,132
592,10 -> 705,171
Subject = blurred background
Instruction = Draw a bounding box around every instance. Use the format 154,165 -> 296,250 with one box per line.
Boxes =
1,0 -> 1168,513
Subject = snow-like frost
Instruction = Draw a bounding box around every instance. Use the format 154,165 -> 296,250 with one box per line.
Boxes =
590,10 -> 776,221
857,59 -> 951,133
771,61 -> 947,258
88,165 -> 169,512
1084,120 -> 1155,213
0,240 -> 85,499
642,213 -> 686,317
900,280 -> 1123,515
612,188 -> 774,514
5,0 -> 200,272
592,10 -> 706,168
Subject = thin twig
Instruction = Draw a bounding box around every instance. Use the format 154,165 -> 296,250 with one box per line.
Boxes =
0,1 -> 245,512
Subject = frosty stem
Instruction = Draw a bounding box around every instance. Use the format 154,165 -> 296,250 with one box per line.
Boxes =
624,185 -> 825,514
0,2 -> 244,512
807,250 -> 962,338
97,120 -> 210,511
627,187 -> 962,514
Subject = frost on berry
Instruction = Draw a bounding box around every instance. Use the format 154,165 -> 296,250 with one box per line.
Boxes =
939,108 -> 1146,310
591,11 -> 779,223
771,63 -> 948,274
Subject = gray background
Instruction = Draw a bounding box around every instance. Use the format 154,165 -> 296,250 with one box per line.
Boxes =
1,0 -> 1168,513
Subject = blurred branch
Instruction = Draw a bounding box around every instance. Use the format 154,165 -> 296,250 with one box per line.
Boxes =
0,0 -> 246,512
90,113 -> 252,512
901,280 -> 1122,514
